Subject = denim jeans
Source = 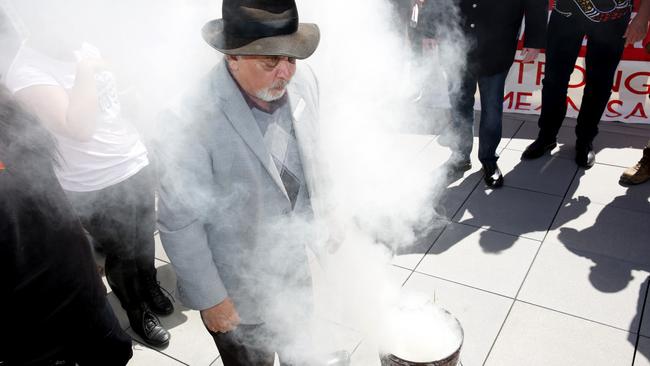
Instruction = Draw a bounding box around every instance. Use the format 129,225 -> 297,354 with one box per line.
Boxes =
448,69 -> 509,165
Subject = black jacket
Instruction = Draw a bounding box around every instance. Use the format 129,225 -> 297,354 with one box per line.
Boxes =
0,86 -> 132,366
421,0 -> 548,76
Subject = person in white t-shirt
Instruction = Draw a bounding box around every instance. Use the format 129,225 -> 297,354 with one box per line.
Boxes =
5,15 -> 172,348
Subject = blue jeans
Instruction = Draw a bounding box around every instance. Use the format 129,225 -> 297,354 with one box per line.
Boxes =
448,70 -> 508,165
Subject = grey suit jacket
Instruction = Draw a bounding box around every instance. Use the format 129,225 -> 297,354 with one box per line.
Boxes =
156,60 -> 325,324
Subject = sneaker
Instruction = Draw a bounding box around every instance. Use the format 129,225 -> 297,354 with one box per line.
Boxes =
128,304 -> 170,348
620,147 -> 650,185
142,273 -> 174,316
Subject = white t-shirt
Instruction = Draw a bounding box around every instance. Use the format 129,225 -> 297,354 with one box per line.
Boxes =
5,46 -> 149,192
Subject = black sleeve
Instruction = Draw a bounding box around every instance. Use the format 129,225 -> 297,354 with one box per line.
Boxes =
0,163 -> 132,365
523,0 -> 548,49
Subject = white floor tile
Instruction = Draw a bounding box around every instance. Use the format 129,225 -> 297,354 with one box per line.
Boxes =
431,167 -> 483,220
416,223 -> 540,297
547,199 -> 650,266
635,336 -> 650,366
519,242 -> 649,333
566,164 -> 650,214
454,186 -> 563,241
593,131 -> 650,168
484,301 -> 636,366
392,222 -> 446,270
497,148 -> 577,196
128,341 -> 186,365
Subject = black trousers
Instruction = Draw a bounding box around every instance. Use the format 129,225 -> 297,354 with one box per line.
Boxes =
2,301 -> 133,366
66,166 -> 157,311
58,301 -> 133,366
538,10 -> 629,145
209,325 -> 297,366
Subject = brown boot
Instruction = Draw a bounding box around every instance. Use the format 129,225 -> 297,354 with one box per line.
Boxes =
620,148 -> 650,185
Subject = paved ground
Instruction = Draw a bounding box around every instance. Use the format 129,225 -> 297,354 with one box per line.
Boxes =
111,113 -> 650,365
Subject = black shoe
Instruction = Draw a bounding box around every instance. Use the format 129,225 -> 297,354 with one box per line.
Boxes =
445,156 -> 472,174
521,138 -> 557,160
142,273 -> 174,316
482,163 -> 504,188
575,142 -> 595,168
128,304 -> 170,348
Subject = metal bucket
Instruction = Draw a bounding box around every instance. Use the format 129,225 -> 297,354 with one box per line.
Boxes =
379,306 -> 463,366
380,348 -> 461,366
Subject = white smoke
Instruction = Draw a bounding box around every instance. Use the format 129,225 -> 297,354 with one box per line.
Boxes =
2,0 -> 468,363
297,0 -> 467,362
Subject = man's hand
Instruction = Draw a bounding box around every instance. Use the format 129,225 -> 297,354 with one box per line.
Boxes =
201,298 -> 240,333
323,216 -> 346,254
624,15 -> 649,46
520,48 -> 541,63
422,38 -> 438,52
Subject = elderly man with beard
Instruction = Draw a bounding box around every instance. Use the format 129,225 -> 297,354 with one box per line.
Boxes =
156,0 -> 344,365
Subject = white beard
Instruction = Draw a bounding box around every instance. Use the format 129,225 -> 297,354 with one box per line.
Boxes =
255,80 -> 289,102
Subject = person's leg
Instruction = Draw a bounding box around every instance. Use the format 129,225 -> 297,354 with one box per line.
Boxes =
575,17 -> 628,147
477,70 -> 508,165
132,166 -> 156,276
69,177 -> 170,348
130,166 -> 174,315
536,12 -> 586,141
209,325 -> 276,366
446,70 -> 478,168
66,188 -> 141,310
476,70 -> 508,187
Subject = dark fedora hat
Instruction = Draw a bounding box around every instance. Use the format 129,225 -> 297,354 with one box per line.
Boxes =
202,0 -> 320,60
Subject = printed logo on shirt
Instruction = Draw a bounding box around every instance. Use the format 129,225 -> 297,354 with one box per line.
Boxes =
95,71 -> 122,119
555,0 -> 632,22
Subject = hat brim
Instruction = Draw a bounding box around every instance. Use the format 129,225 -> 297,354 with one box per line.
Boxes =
202,19 -> 320,60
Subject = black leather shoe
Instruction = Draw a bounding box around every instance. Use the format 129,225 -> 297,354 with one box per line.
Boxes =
482,163 -> 504,188
128,304 -> 170,348
143,273 -> 174,316
521,138 -> 557,160
575,143 -> 595,168
445,156 -> 472,174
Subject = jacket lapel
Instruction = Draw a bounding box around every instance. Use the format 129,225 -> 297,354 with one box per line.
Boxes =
287,86 -> 322,213
212,62 -> 289,201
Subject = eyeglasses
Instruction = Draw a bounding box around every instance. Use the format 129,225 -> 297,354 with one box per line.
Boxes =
243,55 -> 297,70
